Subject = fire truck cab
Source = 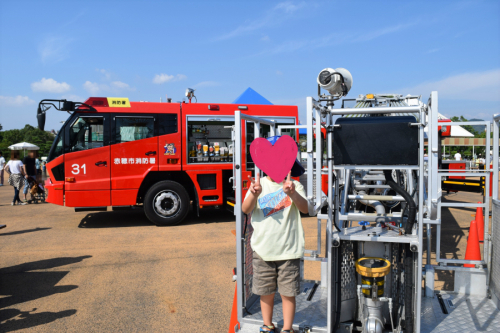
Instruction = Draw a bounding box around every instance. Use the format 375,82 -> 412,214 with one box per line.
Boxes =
39,97 -> 298,226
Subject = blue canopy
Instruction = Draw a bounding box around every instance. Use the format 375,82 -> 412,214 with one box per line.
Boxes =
232,87 -> 273,105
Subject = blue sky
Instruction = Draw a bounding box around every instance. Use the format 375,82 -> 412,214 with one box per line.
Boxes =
1,0 -> 499,131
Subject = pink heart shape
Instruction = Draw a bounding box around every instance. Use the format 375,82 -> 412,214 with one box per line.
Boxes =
250,136 -> 298,183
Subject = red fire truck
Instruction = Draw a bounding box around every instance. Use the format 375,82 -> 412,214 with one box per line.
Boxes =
36,97 -> 299,225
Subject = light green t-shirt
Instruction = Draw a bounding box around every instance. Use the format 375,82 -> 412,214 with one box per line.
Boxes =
245,177 -> 306,261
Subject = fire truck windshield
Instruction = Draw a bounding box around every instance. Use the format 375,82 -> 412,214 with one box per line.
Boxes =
48,132 -> 64,161
68,117 -> 104,152
47,114 -> 105,162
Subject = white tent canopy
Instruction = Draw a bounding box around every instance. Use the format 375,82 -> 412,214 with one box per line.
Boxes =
424,113 -> 474,137
8,142 -> 40,150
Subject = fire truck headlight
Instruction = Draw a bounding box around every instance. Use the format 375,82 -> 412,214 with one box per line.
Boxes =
317,67 -> 353,97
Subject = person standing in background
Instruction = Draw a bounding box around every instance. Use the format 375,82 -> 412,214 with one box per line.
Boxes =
22,150 -> 37,202
0,151 -> 5,186
5,150 -> 26,205
454,151 -> 462,161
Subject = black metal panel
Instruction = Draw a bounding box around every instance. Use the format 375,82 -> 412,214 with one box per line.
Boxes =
51,162 -> 65,181
197,174 -> 216,190
333,116 -> 418,165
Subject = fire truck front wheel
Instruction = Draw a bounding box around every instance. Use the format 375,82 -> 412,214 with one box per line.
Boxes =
144,181 -> 190,226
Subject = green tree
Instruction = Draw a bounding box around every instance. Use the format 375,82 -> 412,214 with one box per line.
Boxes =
0,124 -> 55,161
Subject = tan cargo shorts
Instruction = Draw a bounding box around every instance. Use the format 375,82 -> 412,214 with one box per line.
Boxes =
252,251 -> 301,297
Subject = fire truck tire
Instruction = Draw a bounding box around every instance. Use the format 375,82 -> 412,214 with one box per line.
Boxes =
144,181 -> 190,226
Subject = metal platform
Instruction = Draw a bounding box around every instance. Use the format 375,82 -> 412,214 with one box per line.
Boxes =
421,293 -> 500,333
339,226 -> 418,244
240,282 -> 328,332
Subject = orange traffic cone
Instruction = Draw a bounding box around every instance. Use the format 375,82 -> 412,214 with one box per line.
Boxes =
464,219 -> 481,268
476,202 -> 484,243
228,283 -> 240,333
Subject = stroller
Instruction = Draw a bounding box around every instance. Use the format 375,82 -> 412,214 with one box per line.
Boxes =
27,176 -> 47,203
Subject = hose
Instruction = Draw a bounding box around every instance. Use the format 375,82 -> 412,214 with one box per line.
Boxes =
383,170 -> 416,234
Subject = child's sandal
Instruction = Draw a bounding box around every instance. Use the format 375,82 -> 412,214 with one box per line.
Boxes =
259,325 -> 276,333
281,330 -> 294,333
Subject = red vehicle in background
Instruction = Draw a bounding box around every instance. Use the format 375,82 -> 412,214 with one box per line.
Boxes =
36,97 -> 299,225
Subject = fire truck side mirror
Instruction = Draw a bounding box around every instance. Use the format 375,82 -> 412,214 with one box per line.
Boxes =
37,105 -> 46,131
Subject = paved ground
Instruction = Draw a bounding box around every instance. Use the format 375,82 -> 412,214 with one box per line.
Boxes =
0,175 -> 495,332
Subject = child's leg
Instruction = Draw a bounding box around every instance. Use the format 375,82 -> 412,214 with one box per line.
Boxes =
261,293 -> 275,327
252,251 -> 278,329
276,258 -> 300,331
281,295 -> 296,331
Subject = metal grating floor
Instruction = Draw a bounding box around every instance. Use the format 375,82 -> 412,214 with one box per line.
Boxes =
240,282 -> 328,332
421,293 -> 500,332
239,291 -> 500,332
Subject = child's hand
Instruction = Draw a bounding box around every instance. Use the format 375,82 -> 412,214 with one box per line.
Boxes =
248,173 -> 262,196
283,172 -> 295,195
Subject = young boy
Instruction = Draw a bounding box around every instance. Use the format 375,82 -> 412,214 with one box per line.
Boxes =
242,163 -> 308,333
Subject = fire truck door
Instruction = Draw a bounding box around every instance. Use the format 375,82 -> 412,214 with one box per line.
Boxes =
110,115 -> 158,199
64,115 -> 111,207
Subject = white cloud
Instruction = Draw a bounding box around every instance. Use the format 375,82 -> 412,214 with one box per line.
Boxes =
274,1 -> 304,13
39,36 -> 73,64
426,48 -> 440,54
0,95 -> 36,106
83,80 -> 135,95
61,94 -> 85,102
31,78 -> 71,93
214,1 -> 306,41
153,73 -> 187,84
276,70 -> 283,75
261,35 -> 271,42
111,81 -> 134,90
400,69 -> 500,102
249,21 -> 416,57
97,68 -> 112,80
83,81 -> 101,95
193,81 -> 220,88
353,22 -> 417,42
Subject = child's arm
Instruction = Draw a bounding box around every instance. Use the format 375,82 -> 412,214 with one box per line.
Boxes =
283,172 -> 308,214
242,173 -> 262,214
